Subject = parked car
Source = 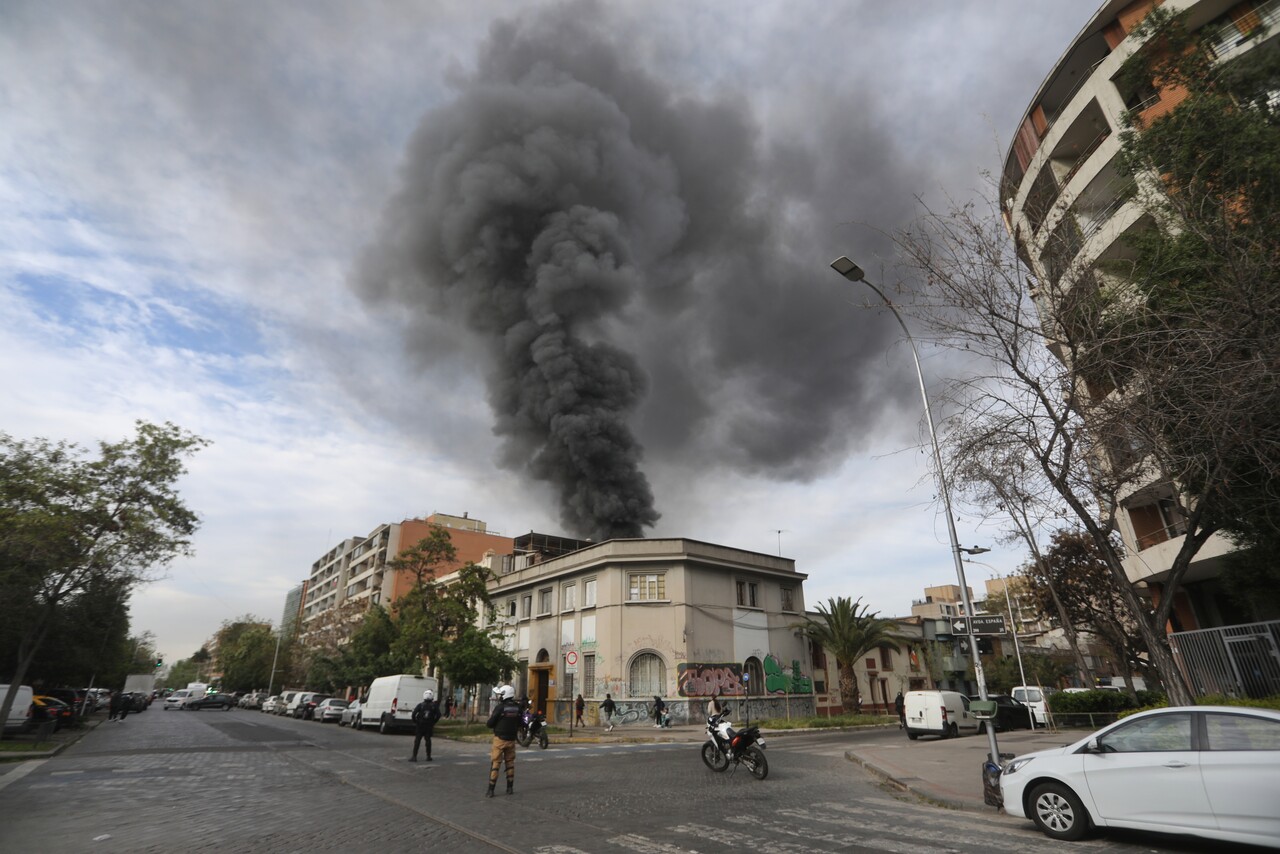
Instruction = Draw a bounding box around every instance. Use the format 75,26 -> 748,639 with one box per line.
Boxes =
296,693 -> 332,720
969,694 -> 1034,732
31,696 -> 74,731
239,692 -> 266,709
1,685 -> 35,734
184,692 -> 236,711
277,691 -> 303,716
903,690 -> 979,740
315,698 -> 348,723
125,692 -> 149,712
43,688 -> 86,715
1001,705 -> 1280,846
260,695 -> 281,714
359,675 -> 438,734
339,699 -> 362,727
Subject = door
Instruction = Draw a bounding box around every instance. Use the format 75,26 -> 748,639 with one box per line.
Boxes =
532,669 -> 549,714
1083,711 -> 1214,832
1199,711 -> 1280,841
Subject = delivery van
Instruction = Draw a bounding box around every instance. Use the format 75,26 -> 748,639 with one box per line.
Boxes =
358,674 -> 439,734
1010,685 -> 1056,727
2,685 -> 35,734
903,690 -> 979,740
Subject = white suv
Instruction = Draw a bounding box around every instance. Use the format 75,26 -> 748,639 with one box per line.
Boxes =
163,689 -> 191,710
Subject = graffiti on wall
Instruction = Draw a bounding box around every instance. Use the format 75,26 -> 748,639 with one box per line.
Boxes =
677,662 -> 745,696
764,655 -> 813,694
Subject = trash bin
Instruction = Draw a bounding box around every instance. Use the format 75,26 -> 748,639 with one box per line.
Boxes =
982,752 -> 1016,808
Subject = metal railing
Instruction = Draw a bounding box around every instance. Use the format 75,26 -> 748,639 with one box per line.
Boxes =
1170,620 -> 1280,699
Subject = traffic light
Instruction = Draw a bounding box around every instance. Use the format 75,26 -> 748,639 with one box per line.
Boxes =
155,658 -> 163,668
977,638 -> 994,655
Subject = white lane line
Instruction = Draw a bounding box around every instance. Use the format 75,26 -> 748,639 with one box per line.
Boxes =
0,760 -> 46,792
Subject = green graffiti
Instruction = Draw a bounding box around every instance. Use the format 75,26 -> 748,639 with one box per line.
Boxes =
763,654 -> 813,693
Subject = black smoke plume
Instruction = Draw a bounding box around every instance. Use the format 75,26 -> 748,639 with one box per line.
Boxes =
355,2 -> 918,540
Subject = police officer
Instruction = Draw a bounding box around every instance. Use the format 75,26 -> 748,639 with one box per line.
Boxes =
408,689 -> 441,762
485,685 -> 522,797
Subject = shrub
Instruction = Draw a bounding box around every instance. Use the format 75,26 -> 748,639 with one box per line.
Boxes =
1048,690 -> 1137,714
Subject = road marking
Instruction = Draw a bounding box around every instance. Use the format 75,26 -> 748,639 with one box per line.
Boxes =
0,760 -> 45,792
608,834 -> 698,853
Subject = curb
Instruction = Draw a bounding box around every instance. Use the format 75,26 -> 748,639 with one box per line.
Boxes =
0,717 -> 104,764
844,749 -> 973,812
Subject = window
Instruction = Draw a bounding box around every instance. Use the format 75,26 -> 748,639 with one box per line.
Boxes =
583,654 -> 596,698
880,648 -> 893,671
521,595 -> 532,620
628,573 -> 666,601
583,578 -> 597,608
781,586 -> 795,612
865,657 -> 878,672
736,580 -> 759,608
538,588 -> 552,616
1205,713 -> 1280,751
561,582 -> 577,612
507,599 -> 517,619
1099,712 -> 1193,753
629,653 -> 666,697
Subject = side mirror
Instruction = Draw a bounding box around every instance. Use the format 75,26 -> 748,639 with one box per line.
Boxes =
1083,737 -> 1103,754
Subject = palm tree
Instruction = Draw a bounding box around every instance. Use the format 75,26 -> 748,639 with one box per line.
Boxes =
795,597 -> 902,714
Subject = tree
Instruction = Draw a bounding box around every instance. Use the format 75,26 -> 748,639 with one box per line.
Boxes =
215,618 -> 277,692
1025,530 -> 1153,698
394,557 -> 495,678
331,605 -> 418,689
437,625 -> 519,722
794,597 -> 901,714
0,421 -> 206,736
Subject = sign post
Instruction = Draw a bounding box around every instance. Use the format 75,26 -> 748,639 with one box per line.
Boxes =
565,651 -> 579,737
950,615 -> 1008,635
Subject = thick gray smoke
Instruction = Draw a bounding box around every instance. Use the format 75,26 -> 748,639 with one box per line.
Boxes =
355,1 -> 918,540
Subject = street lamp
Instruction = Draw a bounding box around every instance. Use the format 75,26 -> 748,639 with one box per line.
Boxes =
830,256 -> 1001,762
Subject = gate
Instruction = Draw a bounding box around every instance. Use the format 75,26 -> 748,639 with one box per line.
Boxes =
1169,621 -> 1280,699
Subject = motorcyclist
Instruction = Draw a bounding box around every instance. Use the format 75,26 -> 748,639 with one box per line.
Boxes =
408,689 -> 441,762
485,684 -> 522,797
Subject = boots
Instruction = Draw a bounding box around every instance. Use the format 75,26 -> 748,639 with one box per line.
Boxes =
506,780 -> 514,796
486,784 -> 495,798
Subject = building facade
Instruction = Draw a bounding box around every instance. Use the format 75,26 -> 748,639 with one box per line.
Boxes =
482,537 -> 814,726
1000,0 -> 1278,630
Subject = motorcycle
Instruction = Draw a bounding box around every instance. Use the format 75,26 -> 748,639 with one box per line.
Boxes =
701,713 -> 768,780
517,708 -> 549,749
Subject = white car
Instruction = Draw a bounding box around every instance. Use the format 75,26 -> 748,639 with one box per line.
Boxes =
1001,705 -> 1280,847
260,695 -> 280,713
163,689 -> 191,710
339,699 -> 362,727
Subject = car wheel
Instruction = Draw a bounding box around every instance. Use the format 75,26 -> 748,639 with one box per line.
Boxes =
1029,781 -> 1091,841
379,715 -> 391,735
948,723 -> 959,739
353,715 -> 362,729
906,731 -> 919,740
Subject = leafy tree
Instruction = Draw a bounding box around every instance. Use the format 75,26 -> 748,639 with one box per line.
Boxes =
160,653 -> 202,689
436,625 -> 519,722
394,556 -> 495,678
215,618 -> 277,692
330,605 -> 417,689
0,422 -> 205,735
982,651 -> 1074,694
794,597 -> 902,713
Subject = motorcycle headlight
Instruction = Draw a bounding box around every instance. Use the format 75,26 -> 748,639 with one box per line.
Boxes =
1003,756 -> 1034,775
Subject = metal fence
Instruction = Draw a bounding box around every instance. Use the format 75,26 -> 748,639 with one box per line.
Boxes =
1169,620 -> 1280,699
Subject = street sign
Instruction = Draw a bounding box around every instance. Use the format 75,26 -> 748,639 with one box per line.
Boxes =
951,615 -> 1007,635
565,650 -> 579,672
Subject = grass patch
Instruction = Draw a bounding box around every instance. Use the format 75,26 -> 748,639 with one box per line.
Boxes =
0,740 -> 54,752
757,713 -> 895,730
434,721 -> 491,738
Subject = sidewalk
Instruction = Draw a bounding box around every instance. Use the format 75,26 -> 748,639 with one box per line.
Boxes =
844,727 -> 1087,812
0,714 -> 106,763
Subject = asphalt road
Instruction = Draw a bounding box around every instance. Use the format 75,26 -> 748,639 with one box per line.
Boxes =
0,708 -> 1248,853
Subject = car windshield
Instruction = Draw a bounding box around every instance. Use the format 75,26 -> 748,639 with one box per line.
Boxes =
1022,689 -> 1042,703
329,700 -> 348,708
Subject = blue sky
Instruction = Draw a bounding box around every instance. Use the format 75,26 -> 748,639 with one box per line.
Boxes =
1,0 -> 1098,663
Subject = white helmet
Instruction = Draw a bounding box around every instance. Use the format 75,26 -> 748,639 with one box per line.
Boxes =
423,690 -> 434,700
498,685 -> 515,701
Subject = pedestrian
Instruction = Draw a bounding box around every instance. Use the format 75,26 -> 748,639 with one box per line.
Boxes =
652,695 -> 666,728
894,691 -> 905,729
601,693 -> 617,732
107,690 -> 122,722
574,693 -> 585,727
118,693 -> 130,721
443,695 -> 454,719
707,689 -> 726,719
486,684 -> 522,797
408,689 -> 441,762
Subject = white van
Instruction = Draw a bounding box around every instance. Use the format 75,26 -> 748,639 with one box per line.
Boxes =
358,674 -> 438,734
2,685 -> 35,734
1010,685 -> 1056,726
277,691 -> 303,716
903,690 -> 979,740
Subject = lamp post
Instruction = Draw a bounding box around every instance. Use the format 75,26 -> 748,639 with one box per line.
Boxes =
831,256 -> 1001,762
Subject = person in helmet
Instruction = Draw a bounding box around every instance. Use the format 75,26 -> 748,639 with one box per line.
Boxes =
408,689 -> 441,762
485,684 -> 522,797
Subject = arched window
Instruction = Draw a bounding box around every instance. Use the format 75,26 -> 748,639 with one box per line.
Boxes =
744,657 -> 764,695
629,652 -> 666,697
535,648 -> 550,663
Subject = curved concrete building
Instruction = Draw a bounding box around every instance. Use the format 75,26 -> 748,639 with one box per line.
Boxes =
1000,0 -> 1279,631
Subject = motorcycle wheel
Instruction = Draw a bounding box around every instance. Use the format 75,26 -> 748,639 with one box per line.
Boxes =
539,730 -> 548,749
743,745 -> 769,780
516,729 -> 531,747
701,741 -> 729,772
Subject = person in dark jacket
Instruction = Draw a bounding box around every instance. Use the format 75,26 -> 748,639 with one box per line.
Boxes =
574,693 -> 585,727
486,685 -> 522,797
894,691 -> 906,729
443,695 -> 454,718
408,689 -> 441,762
601,693 -> 617,732
652,695 -> 666,728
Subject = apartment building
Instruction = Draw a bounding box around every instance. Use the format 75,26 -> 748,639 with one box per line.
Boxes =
301,512 -> 514,626
1000,0 -> 1277,630
910,584 -> 975,620
481,537 -> 813,725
